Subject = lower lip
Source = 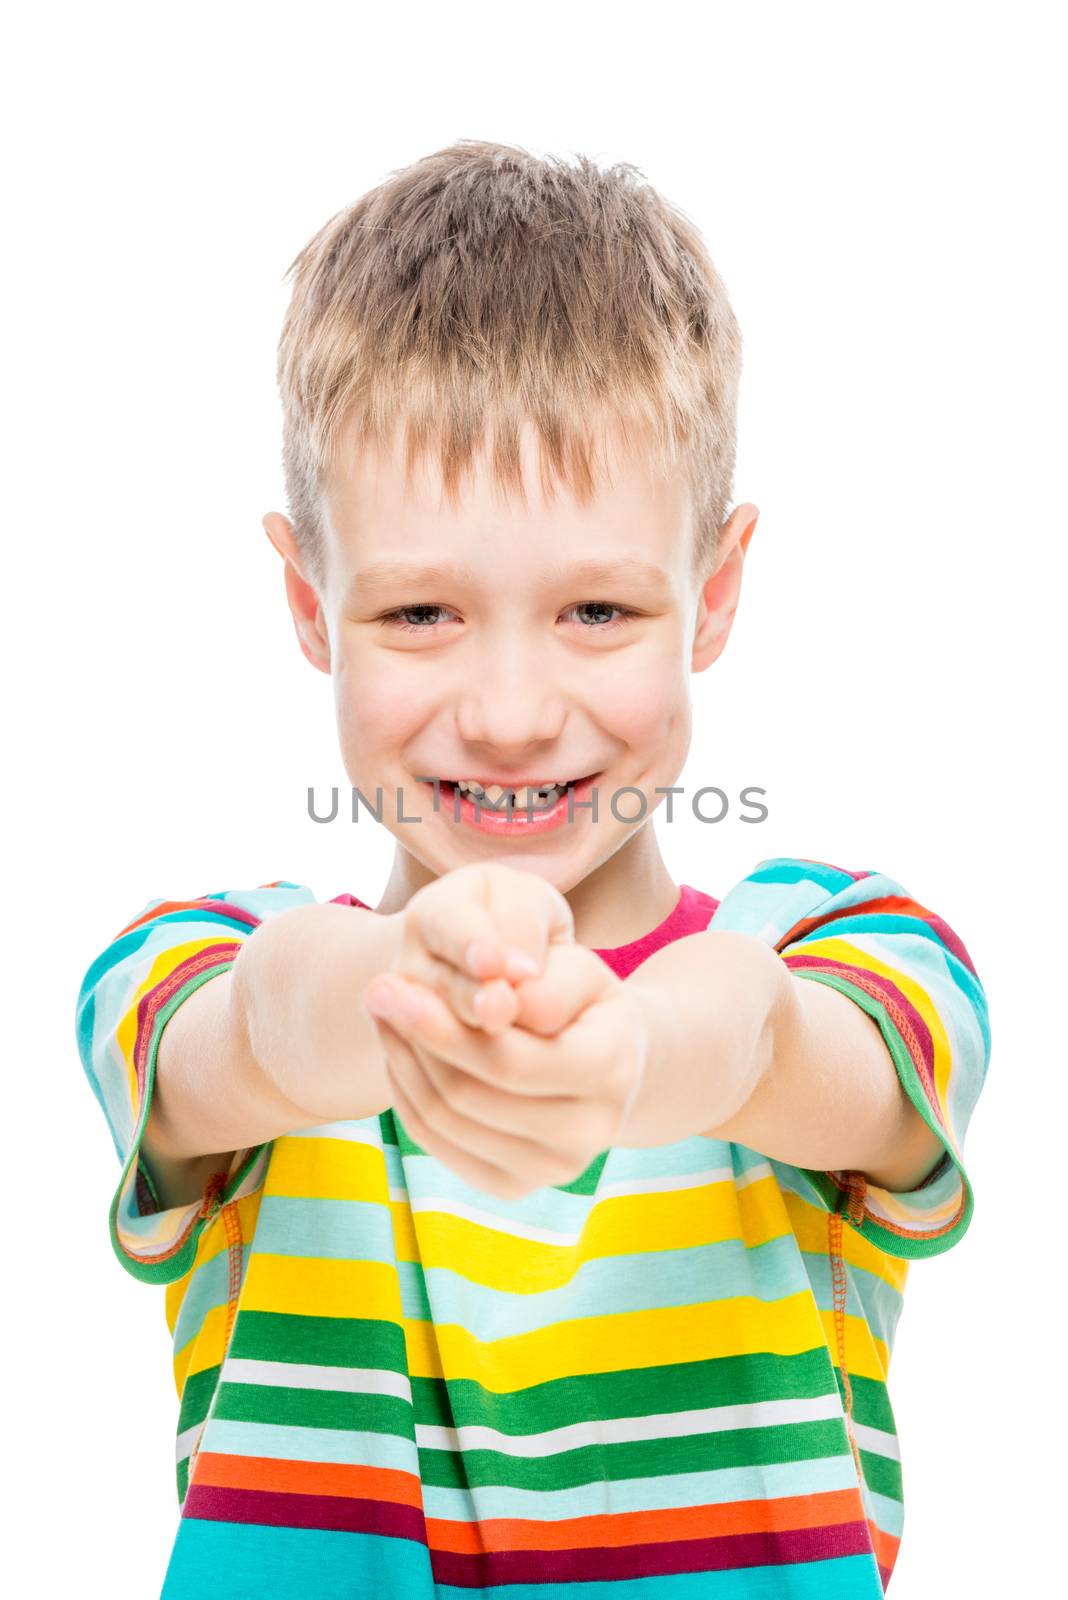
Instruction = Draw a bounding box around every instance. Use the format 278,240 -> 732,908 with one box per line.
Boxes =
424,774 -> 602,834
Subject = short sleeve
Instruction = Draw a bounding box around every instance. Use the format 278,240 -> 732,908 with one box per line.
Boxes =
74,882 -> 318,1284
709,857 -> 990,1259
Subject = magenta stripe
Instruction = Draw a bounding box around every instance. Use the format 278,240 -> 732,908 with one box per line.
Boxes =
182,1486 -> 872,1580
183,1484 -> 425,1538
433,1519 -> 874,1584
919,910 -> 977,976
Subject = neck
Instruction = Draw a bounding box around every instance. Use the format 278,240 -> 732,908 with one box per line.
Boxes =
373,822 -> 681,951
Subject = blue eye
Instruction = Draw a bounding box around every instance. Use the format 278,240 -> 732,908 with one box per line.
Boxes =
379,602 -> 638,634
566,602 -> 636,630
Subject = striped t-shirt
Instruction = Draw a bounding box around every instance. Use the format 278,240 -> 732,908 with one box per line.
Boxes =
74,857 -> 989,1598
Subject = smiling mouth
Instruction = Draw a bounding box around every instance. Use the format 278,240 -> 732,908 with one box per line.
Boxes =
424,773 -> 601,810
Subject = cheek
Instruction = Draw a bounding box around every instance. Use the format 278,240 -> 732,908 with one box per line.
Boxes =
332,650 -> 428,754
597,654 -> 689,744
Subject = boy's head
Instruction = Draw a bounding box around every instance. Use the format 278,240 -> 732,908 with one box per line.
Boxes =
263,140 -> 758,895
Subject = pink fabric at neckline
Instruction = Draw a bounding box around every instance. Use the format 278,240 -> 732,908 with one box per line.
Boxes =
331,883 -> 720,982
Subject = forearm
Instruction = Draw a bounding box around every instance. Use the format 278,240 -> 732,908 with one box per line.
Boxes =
143,967 -> 305,1168
144,903 -> 404,1168
621,928 -> 943,1190
618,930 -> 785,1150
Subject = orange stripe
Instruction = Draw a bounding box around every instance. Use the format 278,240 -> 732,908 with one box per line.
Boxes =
867,1514 -> 901,1573
190,1455 -> 865,1552
428,1488 -> 869,1554
115,899 -> 214,937
193,1452 -> 424,1509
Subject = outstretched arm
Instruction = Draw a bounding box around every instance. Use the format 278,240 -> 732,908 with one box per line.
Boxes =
621,928 -> 945,1191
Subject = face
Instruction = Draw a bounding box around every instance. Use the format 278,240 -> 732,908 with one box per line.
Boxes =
265,416 -> 757,900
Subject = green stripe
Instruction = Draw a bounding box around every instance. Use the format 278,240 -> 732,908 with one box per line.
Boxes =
417,1419 -> 855,1492
857,1446 -> 903,1501
841,1372 -> 896,1433
176,1363 -> 219,1441
229,1311 -> 409,1370
231,1315 -> 844,1426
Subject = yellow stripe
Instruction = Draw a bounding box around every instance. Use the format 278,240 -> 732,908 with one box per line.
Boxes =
817,1306 -> 890,1383
394,1174 -> 799,1292
781,1189 -> 909,1291
177,1254 -> 890,1390
168,1189 -> 266,1389
403,1292 -> 832,1387
265,1134 -> 392,1203
265,1138 -> 819,1291
174,1300 -> 233,1393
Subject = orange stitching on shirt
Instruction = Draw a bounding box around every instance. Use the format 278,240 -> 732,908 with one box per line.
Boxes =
829,1170 -> 866,1483
187,1195 -> 244,1487
221,1198 -> 244,1352
198,1169 -> 228,1219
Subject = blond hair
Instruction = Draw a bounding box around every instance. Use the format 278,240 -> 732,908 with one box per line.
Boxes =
276,140 -> 742,590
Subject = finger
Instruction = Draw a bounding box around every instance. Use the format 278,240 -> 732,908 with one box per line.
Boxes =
413,1036 -> 610,1155
364,964 -> 518,1036
378,1028 -> 539,1201
510,944 -> 619,1037
414,897 -> 541,983
417,864 -> 575,981
384,1021 -> 583,1183
362,973 -> 579,1097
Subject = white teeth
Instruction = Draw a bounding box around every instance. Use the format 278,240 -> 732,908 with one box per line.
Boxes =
452,778 -> 568,807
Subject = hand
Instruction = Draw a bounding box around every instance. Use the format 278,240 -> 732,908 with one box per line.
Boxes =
371,861 -> 576,1036
361,869 -> 651,1200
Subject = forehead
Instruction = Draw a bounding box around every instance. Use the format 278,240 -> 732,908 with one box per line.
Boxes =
320,413 -> 694,595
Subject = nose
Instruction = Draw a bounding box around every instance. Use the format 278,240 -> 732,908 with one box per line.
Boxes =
455,639 -> 566,755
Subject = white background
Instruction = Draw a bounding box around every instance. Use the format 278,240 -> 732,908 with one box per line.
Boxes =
6,2 -> 1063,1593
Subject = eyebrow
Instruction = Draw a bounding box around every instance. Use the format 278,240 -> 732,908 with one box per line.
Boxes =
344,556 -> 671,606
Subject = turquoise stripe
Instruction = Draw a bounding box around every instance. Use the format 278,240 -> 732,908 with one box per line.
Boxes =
378,1132 -> 768,1212
868,1488 -> 904,1537
252,1194 -> 812,1321
398,1234 -> 812,1330
162,1520 -> 435,1598
162,1518 -> 882,1599
196,1419 -> 861,1519
798,1250 -> 905,1344
747,860 -> 858,893
201,1418 -> 422,1473
171,1248 -> 249,1352
441,1556 -> 885,1598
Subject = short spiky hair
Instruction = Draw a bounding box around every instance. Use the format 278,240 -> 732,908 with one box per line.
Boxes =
276,140 -> 742,590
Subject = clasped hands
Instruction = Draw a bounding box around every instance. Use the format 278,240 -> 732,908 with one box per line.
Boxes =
360,862 -> 653,1202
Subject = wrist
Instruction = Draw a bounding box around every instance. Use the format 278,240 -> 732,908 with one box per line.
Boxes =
615,931 -> 789,1149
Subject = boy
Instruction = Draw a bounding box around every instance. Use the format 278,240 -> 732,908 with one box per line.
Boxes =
75,140 -> 989,1598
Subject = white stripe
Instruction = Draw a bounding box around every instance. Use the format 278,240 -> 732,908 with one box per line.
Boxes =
212,1360 -> 846,1458
285,1121 -> 383,1145
175,1422 -> 202,1463
851,1420 -> 901,1460
413,1392 -> 845,1459
221,1357 -> 414,1402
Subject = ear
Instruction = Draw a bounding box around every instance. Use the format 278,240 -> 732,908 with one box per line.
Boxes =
691,502 -> 760,672
262,512 -> 331,674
